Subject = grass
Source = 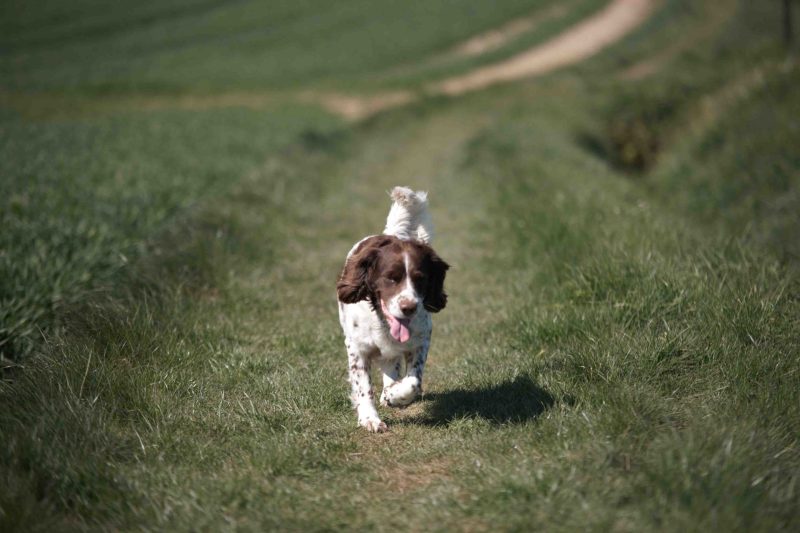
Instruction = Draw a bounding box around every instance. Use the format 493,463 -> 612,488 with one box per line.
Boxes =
0,105 -> 341,360
0,0 -> 573,93
1,0 -> 799,530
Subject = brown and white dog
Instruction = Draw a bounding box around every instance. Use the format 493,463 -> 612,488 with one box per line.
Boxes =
337,187 -> 449,432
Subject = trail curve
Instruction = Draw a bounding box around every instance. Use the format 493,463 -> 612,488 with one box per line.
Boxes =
430,0 -> 656,96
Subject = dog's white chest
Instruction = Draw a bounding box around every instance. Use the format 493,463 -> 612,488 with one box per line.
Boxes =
339,300 -> 431,359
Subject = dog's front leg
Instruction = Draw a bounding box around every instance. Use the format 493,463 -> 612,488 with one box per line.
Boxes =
379,357 -> 403,407
382,339 -> 428,407
347,342 -> 386,432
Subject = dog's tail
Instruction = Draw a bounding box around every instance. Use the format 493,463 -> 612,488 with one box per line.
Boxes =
383,186 -> 434,244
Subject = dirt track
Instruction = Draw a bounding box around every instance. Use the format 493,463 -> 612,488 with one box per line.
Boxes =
12,0 -> 656,121
321,0 -> 656,119
431,0 -> 655,96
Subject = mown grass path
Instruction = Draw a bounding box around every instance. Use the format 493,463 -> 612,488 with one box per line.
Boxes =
209,100 -> 542,529
185,72 -> 798,529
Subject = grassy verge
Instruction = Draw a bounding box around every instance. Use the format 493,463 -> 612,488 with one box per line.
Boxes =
575,0 -> 799,260
461,94 -> 798,528
1,135 -> 354,529
0,105 -> 340,360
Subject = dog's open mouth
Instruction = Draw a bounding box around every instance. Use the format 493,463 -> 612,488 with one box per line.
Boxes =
381,301 -> 411,343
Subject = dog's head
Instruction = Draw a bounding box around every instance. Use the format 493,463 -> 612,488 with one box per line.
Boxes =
337,235 -> 449,342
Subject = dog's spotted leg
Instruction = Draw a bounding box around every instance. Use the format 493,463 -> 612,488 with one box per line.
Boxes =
379,357 -> 403,407
347,343 -> 386,432
383,339 -> 429,407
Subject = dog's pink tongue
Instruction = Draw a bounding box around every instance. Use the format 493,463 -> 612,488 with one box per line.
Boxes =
388,315 -> 411,343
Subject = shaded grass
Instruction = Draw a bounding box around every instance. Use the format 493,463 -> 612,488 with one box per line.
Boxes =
410,376 -> 556,426
651,66 -> 800,262
575,0 -> 800,261
580,0 -> 778,172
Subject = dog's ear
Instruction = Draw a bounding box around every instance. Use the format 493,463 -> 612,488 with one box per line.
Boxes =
337,236 -> 391,304
422,246 -> 449,313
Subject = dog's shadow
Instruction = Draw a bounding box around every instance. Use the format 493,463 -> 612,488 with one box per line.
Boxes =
405,375 -> 555,427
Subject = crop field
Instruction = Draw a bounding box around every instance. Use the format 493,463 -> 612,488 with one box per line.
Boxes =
1,0 -> 798,530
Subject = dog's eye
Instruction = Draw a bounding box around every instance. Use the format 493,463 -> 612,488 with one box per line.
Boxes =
387,274 -> 402,284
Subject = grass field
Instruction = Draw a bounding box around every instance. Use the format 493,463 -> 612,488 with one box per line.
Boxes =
1,0 -> 591,93
1,0 -> 799,530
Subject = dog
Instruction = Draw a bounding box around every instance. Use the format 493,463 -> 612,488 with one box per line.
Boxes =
336,187 -> 449,432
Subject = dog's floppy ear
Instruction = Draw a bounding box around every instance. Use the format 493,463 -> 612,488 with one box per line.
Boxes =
422,246 -> 449,313
337,236 -> 391,304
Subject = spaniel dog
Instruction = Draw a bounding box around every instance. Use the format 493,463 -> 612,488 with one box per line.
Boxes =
337,187 -> 449,432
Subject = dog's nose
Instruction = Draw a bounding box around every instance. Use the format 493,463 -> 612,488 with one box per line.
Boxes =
399,299 -> 417,317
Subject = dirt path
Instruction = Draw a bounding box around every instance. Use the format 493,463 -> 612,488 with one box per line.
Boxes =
450,4 -> 570,59
449,4 -> 570,59
372,3 -> 572,87
318,0 -> 656,119
6,0 -> 656,121
431,0 -> 655,96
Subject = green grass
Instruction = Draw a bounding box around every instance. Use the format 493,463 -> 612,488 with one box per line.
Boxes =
1,0 -> 570,93
2,0 -> 799,530
0,105 -> 341,360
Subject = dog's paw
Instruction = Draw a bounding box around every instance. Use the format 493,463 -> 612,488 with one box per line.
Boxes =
379,386 -> 396,407
359,416 -> 388,433
381,377 -> 421,408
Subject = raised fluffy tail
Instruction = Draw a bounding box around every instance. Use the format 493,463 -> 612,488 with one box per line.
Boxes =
383,186 -> 434,244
